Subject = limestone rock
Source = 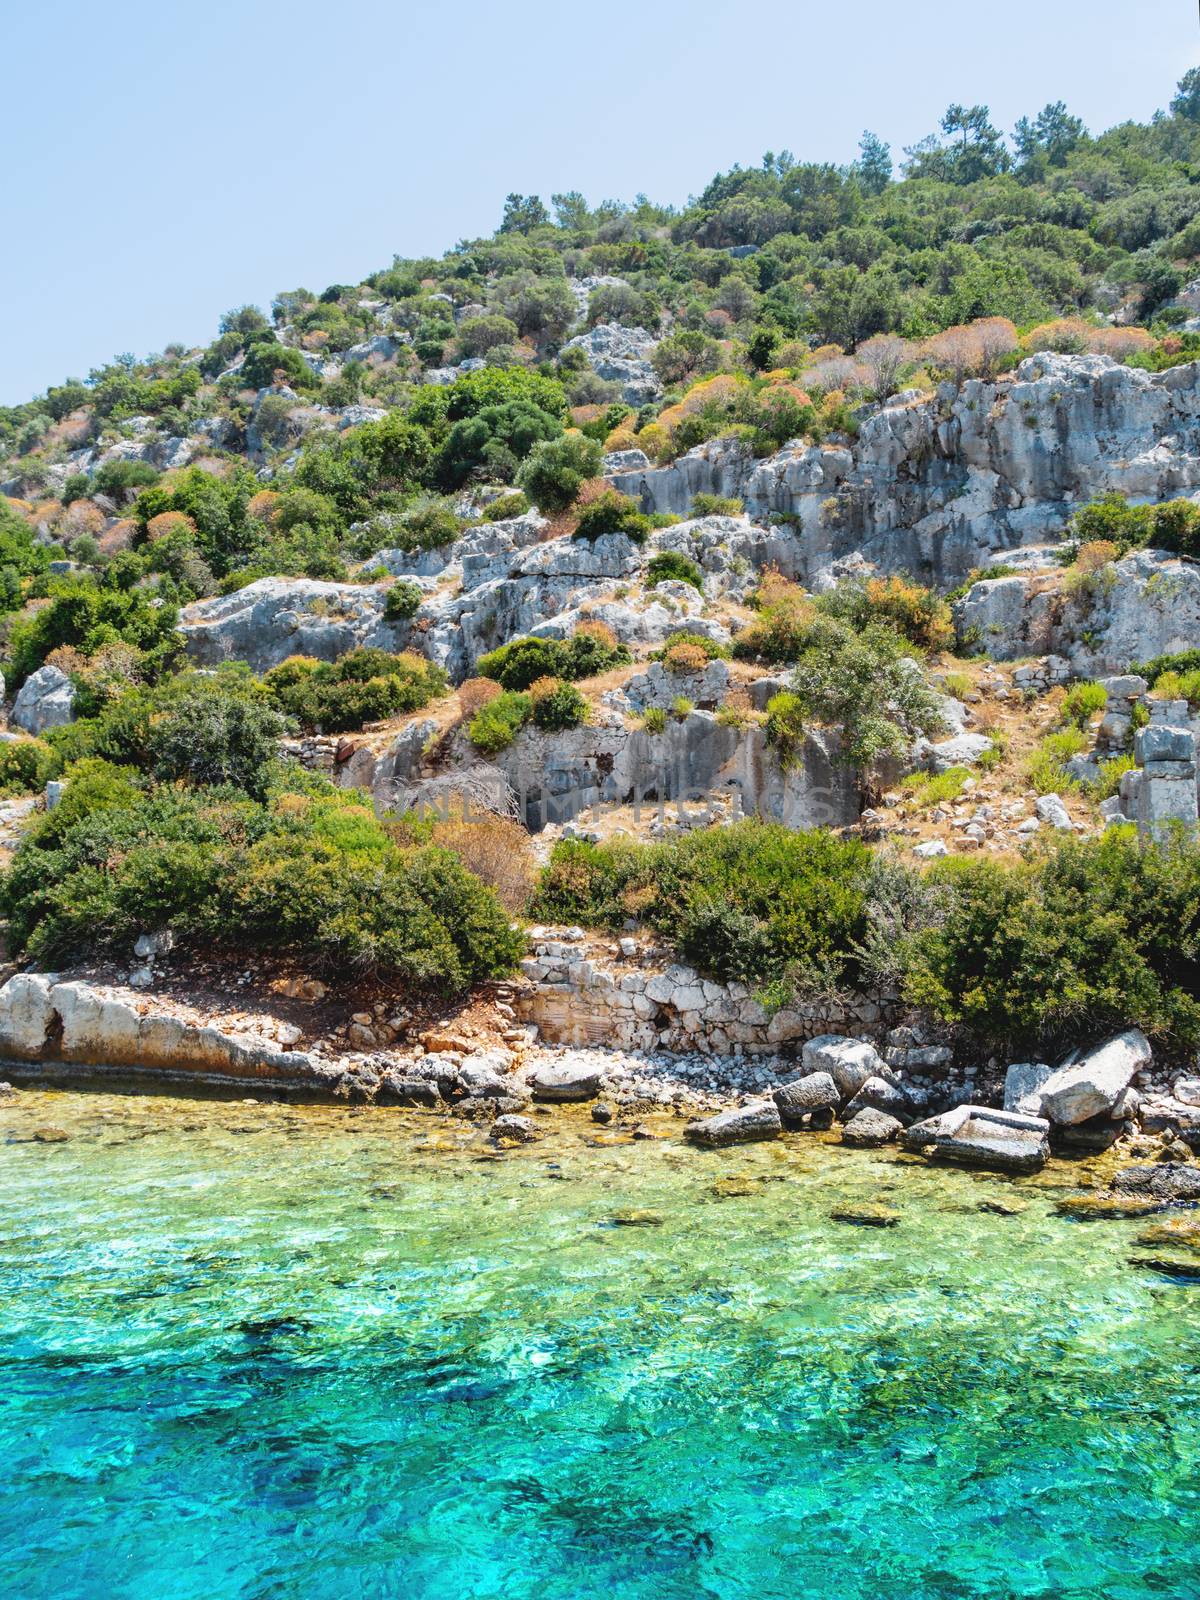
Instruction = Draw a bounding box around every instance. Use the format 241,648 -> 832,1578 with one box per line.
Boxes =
1036,1030 -> 1152,1126
529,1064 -> 604,1102
180,577 -> 408,671
1003,1061 -> 1054,1114
801,1035 -> 888,1099
1035,793 -> 1073,831
902,1105 -> 1050,1174
844,1075 -> 912,1122
684,1100 -> 782,1147
11,665 -> 77,733
773,1071 -> 839,1127
841,1106 -> 903,1147
375,1075 -> 440,1108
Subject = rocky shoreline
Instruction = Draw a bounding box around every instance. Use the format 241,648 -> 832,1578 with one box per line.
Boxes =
2,957 -> 1199,1206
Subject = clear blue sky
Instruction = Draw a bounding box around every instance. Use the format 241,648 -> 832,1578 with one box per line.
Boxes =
1,0 -> 1196,404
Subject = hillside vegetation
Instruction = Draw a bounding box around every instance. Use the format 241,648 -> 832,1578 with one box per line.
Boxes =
3,73 -> 1200,1047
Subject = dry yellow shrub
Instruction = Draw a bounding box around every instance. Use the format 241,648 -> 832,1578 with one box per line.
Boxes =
1074,539 -> 1120,573
527,675 -> 561,705
458,677 -> 502,720
663,641 -> 708,674
574,619 -> 618,649
145,510 -> 197,544
247,490 -> 282,525
430,817 -> 536,913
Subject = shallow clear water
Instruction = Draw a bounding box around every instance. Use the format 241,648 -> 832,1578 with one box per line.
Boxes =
2,1088 -> 1199,1600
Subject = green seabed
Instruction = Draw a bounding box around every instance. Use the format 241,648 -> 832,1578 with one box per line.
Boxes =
2,1089 -> 1199,1600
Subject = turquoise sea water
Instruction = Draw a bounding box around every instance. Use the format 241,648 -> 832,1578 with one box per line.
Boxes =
2,1088 -> 1199,1600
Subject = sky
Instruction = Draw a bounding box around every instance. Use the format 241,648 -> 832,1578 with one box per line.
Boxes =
1,0 -> 1196,404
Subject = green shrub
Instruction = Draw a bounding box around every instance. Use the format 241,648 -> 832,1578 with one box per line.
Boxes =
476,630 -> 629,690
149,687 -> 291,800
670,695 -> 694,720
533,822 -> 872,993
905,833 -> 1200,1054
469,690 -> 532,753
1134,648 -> 1200,684
481,491 -> 530,522
1027,727 -> 1088,793
650,631 -> 729,664
516,433 -> 602,511
531,680 -> 587,730
788,619 -> 945,767
384,496 -> 461,553
1142,659 -> 1200,710
93,459 -> 160,501
1069,494 -> 1200,558
641,707 -> 667,733
690,493 -> 744,517
901,766 -> 971,807
764,691 -> 806,765
939,671 -> 973,700
1091,753 -> 1136,801
1,779 -> 522,992
264,649 -> 447,733
476,635 -> 562,690
384,581 -> 422,621
572,490 -> 652,544
0,738 -> 57,795
1060,680 -> 1107,726
646,551 -> 704,591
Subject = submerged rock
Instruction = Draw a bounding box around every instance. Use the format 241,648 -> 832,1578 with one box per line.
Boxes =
684,1100 -> 781,1147
1055,1191 -> 1163,1220
830,1203 -> 899,1228
490,1114 -> 538,1144
902,1105 -> 1050,1175
1112,1162 -> 1200,1203
841,1107 -> 903,1148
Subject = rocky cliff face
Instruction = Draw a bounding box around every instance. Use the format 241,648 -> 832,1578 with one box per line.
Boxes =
954,548 -> 1200,675
610,353 -> 1200,587
337,706 -> 863,834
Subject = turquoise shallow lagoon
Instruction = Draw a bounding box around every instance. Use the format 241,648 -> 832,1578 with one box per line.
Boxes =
2,1088 -> 1199,1600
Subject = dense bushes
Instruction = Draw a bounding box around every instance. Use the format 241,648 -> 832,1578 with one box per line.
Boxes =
534,823 -> 873,993
469,689 -> 531,752
646,551 -> 703,591
816,575 -> 954,653
1070,494 -> 1200,559
263,649 -> 447,732
5,575 -> 182,685
1,776 -> 523,990
535,820 -> 1200,1055
906,834 -> 1200,1053
515,433 -> 602,511
476,628 -> 629,689
572,490 -> 652,544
